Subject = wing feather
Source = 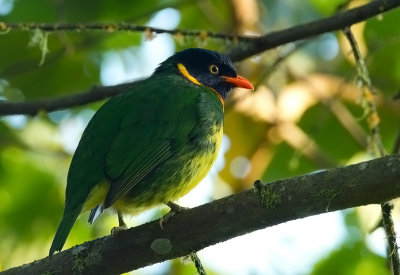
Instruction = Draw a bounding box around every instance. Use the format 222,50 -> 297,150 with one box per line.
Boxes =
104,140 -> 172,207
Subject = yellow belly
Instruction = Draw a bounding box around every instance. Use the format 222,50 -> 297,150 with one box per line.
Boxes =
172,125 -> 223,199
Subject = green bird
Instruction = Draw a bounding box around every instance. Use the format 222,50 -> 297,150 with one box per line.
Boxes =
49,48 -> 253,255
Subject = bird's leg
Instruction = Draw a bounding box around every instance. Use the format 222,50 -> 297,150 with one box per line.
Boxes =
118,212 -> 127,227
111,211 -> 128,236
159,201 -> 190,229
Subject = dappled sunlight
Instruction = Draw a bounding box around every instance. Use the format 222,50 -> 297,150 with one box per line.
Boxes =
230,86 -> 276,122
277,84 -> 317,122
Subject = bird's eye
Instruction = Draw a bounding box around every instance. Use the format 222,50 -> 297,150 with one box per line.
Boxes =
209,64 -> 219,74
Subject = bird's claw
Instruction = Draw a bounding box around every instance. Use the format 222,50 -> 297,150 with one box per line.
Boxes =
111,224 -> 127,236
159,201 -> 190,229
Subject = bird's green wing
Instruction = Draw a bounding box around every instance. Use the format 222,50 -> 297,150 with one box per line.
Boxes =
103,76 -> 199,207
104,137 -> 172,207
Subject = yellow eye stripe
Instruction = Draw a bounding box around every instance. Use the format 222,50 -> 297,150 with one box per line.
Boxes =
177,63 -> 201,85
177,63 -> 224,105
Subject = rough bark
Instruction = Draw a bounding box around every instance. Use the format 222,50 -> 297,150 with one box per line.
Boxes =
2,155 -> 399,275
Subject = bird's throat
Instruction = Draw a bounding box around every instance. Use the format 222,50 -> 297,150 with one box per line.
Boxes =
208,87 -> 224,106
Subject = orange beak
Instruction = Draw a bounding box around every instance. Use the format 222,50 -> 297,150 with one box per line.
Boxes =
222,75 -> 254,90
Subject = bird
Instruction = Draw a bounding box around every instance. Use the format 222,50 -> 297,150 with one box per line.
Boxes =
49,48 -> 254,255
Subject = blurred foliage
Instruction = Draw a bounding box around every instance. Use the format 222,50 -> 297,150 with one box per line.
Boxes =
311,211 -> 390,275
0,0 -> 399,274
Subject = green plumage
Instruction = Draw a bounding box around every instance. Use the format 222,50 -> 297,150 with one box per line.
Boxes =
49,48 -> 253,255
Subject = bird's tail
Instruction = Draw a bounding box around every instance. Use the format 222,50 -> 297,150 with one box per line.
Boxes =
49,207 -> 80,256
88,204 -> 105,225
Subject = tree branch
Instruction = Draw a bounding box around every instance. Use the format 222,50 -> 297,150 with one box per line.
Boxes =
0,22 -> 254,42
2,155 -> 400,275
0,82 -> 134,116
228,0 -> 400,61
0,0 -> 398,116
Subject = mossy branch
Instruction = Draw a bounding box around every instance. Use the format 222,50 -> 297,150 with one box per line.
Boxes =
2,155 -> 400,275
0,22 -> 253,42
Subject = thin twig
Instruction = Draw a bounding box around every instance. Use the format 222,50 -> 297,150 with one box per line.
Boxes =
381,201 -> 399,273
343,26 -> 399,275
190,252 -> 207,275
0,22 -> 255,42
342,27 -> 386,156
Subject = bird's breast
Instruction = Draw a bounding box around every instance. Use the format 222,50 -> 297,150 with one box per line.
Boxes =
173,121 -> 223,198
173,90 -> 224,197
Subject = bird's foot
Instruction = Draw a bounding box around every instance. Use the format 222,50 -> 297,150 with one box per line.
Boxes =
111,224 -> 127,236
111,212 -> 127,236
159,201 -> 190,230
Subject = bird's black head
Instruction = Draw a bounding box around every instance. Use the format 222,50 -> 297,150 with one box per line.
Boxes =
154,48 -> 253,102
